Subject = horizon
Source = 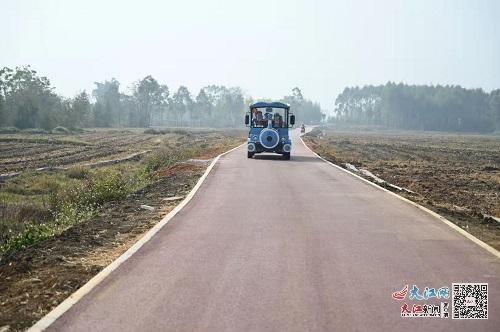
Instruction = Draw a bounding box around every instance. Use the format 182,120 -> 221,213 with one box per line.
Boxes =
2,0 -> 499,115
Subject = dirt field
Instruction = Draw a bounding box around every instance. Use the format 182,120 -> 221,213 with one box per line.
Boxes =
0,128 -> 245,331
0,128 -> 235,174
304,126 -> 500,250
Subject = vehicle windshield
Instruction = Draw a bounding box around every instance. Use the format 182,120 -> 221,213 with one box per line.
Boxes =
250,107 -> 287,128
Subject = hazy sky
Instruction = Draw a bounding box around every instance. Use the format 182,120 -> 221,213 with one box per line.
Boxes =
2,0 -> 499,113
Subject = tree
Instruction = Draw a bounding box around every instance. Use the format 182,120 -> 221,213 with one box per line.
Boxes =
120,93 -> 137,127
171,86 -> 193,126
132,76 -> 168,127
0,66 -> 60,129
331,83 -> 496,132
199,85 -> 246,127
92,79 -> 121,127
282,87 -> 323,124
292,87 -> 304,102
489,90 -> 500,131
224,87 -> 245,127
61,91 -> 91,127
1,65 -> 330,130
194,89 -> 212,126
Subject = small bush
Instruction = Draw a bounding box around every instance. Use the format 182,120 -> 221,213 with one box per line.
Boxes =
53,202 -> 96,228
1,203 -> 96,253
143,147 -> 181,174
0,203 -> 51,245
0,126 -> 20,134
66,166 -> 90,179
52,126 -> 70,134
89,170 -> 129,204
50,170 -> 129,212
1,222 -> 55,252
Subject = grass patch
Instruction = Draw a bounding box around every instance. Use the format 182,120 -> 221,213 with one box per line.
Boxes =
66,165 -> 90,179
0,168 -> 136,255
0,148 -> 196,255
0,129 -> 245,257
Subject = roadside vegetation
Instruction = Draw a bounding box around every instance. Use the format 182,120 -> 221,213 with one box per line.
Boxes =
0,129 -> 244,257
1,166 -> 142,255
304,126 -> 500,250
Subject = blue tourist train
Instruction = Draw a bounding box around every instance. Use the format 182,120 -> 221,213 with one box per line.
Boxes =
245,102 -> 295,160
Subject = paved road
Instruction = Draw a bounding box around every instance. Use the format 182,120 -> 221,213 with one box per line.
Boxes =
48,129 -> 499,331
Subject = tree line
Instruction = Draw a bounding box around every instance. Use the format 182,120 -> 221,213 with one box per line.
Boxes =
281,87 -> 325,124
0,66 -> 325,130
331,82 -> 500,132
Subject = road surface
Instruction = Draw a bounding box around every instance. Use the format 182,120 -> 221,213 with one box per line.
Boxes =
46,129 -> 499,331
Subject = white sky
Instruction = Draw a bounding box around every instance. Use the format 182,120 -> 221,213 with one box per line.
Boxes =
1,0 -> 499,114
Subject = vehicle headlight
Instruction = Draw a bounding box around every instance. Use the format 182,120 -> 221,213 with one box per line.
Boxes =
281,137 -> 285,143
252,135 -> 258,142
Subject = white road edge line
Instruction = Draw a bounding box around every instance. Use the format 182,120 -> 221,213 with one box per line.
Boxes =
27,142 -> 246,332
298,134 -> 500,260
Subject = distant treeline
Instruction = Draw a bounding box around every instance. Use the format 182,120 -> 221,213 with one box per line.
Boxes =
0,66 -> 324,130
331,83 -> 500,132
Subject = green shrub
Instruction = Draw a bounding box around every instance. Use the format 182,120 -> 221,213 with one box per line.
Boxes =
1,222 -> 55,252
0,203 -> 50,245
143,148 -> 182,174
50,169 -> 129,211
53,202 -> 96,228
88,170 -> 129,204
1,203 -> 96,253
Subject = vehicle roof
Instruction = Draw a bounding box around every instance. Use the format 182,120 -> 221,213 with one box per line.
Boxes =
249,102 -> 290,110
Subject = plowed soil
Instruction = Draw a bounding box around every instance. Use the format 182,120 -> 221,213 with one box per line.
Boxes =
304,127 -> 500,250
0,129 -> 241,174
